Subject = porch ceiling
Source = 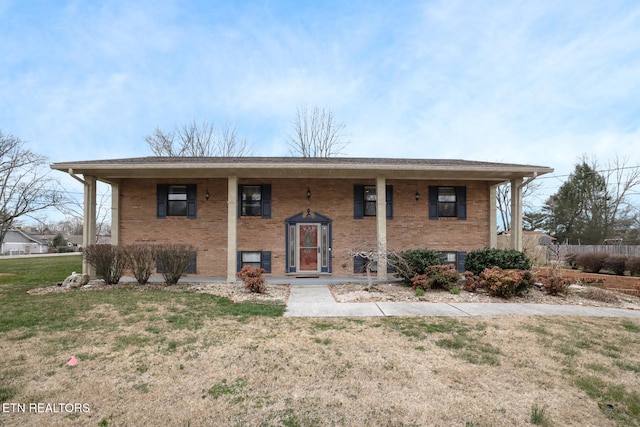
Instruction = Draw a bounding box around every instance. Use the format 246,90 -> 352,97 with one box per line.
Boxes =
51,156 -> 553,184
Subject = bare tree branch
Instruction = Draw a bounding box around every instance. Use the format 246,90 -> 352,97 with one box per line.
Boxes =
287,105 -> 350,157
0,130 -> 67,244
146,120 -> 252,157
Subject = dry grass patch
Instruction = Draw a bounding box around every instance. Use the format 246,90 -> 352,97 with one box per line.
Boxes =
2,315 -> 640,426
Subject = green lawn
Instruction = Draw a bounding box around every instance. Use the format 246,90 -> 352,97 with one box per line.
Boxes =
0,255 -> 285,335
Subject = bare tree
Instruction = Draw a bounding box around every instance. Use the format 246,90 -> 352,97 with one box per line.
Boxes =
146,120 -> 252,157
0,131 -> 64,244
496,180 -> 543,232
287,105 -> 350,157
56,187 -> 111,243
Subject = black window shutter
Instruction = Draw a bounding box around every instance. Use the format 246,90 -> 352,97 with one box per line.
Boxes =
261,251 -> 272,273
236,251 -> 242,273
187,184 -> 197,219
237,185 -> 242,218
157,184 -> 168,219
353,255 -> 364,273
186,252 -> 197,274
261,184 -> 272,219
457,251 -> 467,273
354,185 -> 364,219
428,186 -> 438,220
386,185 -> 393,219
456,186 -> 467,220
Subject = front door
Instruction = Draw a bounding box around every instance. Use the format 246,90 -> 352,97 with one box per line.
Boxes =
297,223 -> 320,273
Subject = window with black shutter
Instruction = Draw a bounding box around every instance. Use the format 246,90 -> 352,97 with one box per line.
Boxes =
354,185 -> 393,219
428,186 -> 467,220
239,184 -> 272,218
157,184 -> 197,219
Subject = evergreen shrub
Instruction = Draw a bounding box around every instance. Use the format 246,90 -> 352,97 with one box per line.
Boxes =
464,247 -> 531,276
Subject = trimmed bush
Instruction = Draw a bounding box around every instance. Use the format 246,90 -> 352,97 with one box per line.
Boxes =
575,252 -> 608,273
477,267 -> 533,299
564,253 -> 578,269
156,244 -> 196,286
237,266 -> 267,293
537,275 -> 572,296
124,244 -> 158,285
411,265 -> 460,291
390,249 -> 446,284
603,254 -> 628,276
83,244 -> 126,285
464,248 -> 531,276
626,257 -> 640,277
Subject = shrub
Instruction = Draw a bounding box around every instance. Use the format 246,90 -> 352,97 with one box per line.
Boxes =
411,265 -> 460,291
464,248 -> 531,276
124,244 -> 158,285
156,244 -> 196,286
575,252 -> 608,273
564,253 -> 579,269
390,249 -> 446,284
626,257 -> 640,276
237,266 -> 266,293
603,254 -> 628,276
538,275 -> 572,296
83,244 -> 126,285
478,267 -> 532,299
462,271 -> 481,292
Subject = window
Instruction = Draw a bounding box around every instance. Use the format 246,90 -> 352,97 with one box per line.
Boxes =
241,252 -> 262,269
168,185 -> 187,216
157,184 -> 197,219
428,186 -> 466,220
438,251 -> 467,273
241,185 -> 262,216
239,184 -> 272,218
364,186 -> 377,216
438,187 -> 457,217
237,251 -> 272,273
354,185 -> 393,219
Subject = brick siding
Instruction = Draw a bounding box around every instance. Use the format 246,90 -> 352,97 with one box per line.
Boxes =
117,177 -> 492,276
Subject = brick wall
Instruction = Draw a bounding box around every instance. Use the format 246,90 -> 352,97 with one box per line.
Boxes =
118,177 -> 492,276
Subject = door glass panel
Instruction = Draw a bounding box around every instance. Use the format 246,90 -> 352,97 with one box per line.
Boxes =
299,224 -> 318,271
321,225 -> 328,268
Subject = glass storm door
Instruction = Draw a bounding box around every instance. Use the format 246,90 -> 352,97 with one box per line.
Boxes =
297,223 -> 320,272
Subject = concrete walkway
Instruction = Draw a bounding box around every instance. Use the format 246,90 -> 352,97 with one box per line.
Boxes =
284,284 -> 640,319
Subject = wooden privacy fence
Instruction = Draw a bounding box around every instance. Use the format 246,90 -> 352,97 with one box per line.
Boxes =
556,245 -> 640,259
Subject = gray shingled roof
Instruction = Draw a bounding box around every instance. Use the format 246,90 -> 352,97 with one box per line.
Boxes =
51,156 -> 553,183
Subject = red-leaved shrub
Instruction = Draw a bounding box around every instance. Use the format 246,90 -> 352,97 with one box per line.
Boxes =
237,266 -> 266,293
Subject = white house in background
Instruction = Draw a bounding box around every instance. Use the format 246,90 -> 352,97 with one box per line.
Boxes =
1,229 -> 49,255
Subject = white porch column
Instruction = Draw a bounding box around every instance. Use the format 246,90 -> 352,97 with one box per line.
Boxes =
376,176 -> 388,280
110,181 -> 120,246
227,176 -> 238,282
83,176 -> 97,277
510,179 -> 523,251
489,184 -> 498,248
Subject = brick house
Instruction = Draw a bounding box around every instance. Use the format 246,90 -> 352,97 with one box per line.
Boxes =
51,157 -> 553,281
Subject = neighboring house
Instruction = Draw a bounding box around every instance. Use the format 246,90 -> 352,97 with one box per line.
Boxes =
50,157 -> 553,280
1,229 -> 49,255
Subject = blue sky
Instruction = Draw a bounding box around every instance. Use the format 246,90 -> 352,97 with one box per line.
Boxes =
1,0 -> 639,216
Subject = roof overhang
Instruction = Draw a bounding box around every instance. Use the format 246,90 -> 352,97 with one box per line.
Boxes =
50,157 -> 554,185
